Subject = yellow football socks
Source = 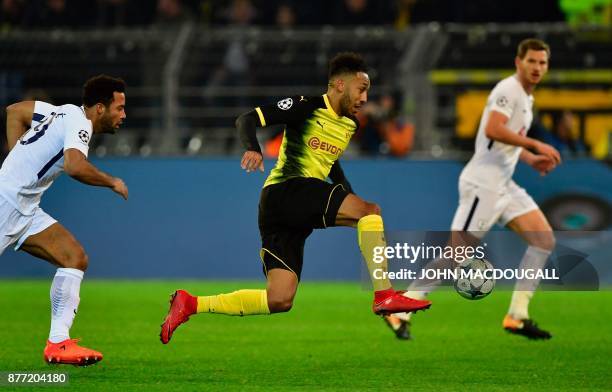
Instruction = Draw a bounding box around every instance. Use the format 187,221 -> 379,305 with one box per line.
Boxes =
357,214 -> 392,291
197,289 -> 270,316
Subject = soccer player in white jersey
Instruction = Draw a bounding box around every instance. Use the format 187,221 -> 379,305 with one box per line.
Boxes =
0,75 -> 128,365
383,39 -> 561,340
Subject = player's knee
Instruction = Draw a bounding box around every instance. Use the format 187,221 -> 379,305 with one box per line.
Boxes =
538,233 -> 556,252
65,246 -> 89,271
368,203 -> 382,216
528,231 -> 556,251
359,202 -> 381,219
267,295 -> 293,313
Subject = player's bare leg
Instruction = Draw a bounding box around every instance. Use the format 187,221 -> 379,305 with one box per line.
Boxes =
504,209 -> 554,339
20,223 -> 102,366
265,269 -> 299,313
160,270 -> 295,344
335,194 -> 431,315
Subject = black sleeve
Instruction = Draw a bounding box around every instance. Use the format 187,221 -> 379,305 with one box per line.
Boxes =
254,96 -> 314,128
236,96 -> 315,153
328,160 -> 354,194
235,111 -> 261,153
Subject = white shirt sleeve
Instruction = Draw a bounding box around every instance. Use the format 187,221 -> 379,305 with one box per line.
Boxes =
488,80 -> 519,119
62,106 -> 92,157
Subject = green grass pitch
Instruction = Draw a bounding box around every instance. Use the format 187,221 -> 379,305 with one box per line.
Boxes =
0,280 -> 610,391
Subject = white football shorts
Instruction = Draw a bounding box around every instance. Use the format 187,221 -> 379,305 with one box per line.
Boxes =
0,196 -> 57,255
450,179 -> 538,238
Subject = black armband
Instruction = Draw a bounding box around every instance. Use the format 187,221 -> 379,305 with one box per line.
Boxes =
236,111 -> 262,153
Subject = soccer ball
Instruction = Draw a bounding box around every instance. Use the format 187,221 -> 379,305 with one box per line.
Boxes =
454,258 -> 495,300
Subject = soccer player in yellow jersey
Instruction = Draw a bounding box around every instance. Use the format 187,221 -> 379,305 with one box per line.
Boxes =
160,53 -> 431,344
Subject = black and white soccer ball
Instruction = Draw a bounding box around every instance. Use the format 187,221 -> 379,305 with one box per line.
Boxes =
454,258 -> 495,300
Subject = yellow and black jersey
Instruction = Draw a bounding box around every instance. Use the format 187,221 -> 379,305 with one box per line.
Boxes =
254,94 -> 359,188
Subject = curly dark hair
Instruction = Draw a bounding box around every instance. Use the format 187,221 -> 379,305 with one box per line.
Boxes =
328,52 -> 368,80
82,75 -> 126,108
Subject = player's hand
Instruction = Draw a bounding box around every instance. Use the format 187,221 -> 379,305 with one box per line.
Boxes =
111,177 -> 128,200
533,141 -> 561,165
530,155 -> 556,176
241,151 -> 264,173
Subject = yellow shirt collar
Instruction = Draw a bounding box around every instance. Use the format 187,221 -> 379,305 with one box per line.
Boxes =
323,94 -> 340,118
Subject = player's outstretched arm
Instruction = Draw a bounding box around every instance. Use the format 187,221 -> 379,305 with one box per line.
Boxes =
5,101 -> 35,150
64,148 -> 128,200
236,111 -> 264,173
485,111 -> 561,165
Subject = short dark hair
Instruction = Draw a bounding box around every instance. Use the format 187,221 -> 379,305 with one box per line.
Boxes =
328,52 -> 368,80
517,38 -> 550,59
82,75 -> 126,108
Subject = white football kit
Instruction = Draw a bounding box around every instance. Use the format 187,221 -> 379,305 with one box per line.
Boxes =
0,101 -> 92,254
451,75 -> 538,235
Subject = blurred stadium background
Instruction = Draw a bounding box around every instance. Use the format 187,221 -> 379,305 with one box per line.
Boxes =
1,0 -> 611,160
1,0 -> 610,279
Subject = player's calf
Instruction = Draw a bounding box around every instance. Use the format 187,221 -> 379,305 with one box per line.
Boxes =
266,268 -> 298,313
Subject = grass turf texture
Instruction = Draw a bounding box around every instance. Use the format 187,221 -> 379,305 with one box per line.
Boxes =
0,281 -> 610,391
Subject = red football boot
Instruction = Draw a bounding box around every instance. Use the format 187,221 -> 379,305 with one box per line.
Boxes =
160,290 -> 197,344
43,338 -> 103,366
373,288 -> 431,315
